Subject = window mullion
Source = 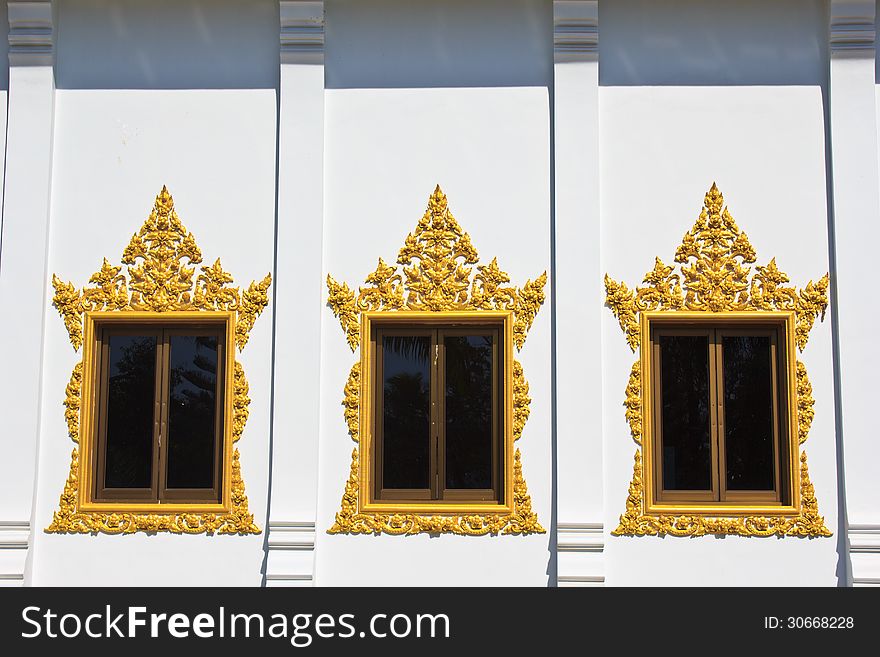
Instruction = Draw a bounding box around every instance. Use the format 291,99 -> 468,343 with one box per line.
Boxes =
713,329 -> 726,503
156,329 -> 171,502
432,329 -> 442,501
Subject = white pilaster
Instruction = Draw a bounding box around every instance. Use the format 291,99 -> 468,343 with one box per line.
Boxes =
557,522 -> 604,587
0,0 -> 55,587
266,521 -> 317,587
553,0 -> 603,586
828,0 -> 880,586
0,522 -> 29,587
267,0 -> 325,587
848,524 -> 880,586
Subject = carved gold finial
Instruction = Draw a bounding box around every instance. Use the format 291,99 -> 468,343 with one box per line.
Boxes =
326,186 -> 546,536
51,185 -> 272,351
606,184 -> 830,538
327,185 -> 547,351
47,186 -> 270,535
604,183 -> 828,352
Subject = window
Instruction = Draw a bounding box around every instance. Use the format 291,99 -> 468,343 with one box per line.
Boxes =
361,313 -> 513,511
645,316 -> 796,510
83,316 -> 231,508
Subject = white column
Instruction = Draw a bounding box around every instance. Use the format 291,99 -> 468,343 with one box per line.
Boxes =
828,0 -> 880,587
266,0 -> 324,587
0,1 -> 54,587
552,0 -> 604,587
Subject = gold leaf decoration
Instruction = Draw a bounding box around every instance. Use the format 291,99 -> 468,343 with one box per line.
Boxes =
231,361 -> 250,443
327,185 -> 547,352
235,274 -> 273,350
604,183 -> 828,352
51,276 -> 87,350
624,361 -> 642,445
51,185 -> 272,352
47,186 -> 269,536
328,448 -> 544,536
46,446 -> 259,535
326,275 -> 360,351
612,451 -> 830,537
327,185 -> 546,536
512,361 -> 531,442
63,362 -> 83,443
606,183 -> 830,538
343,362 -> 360,443
796,361 -> 814,445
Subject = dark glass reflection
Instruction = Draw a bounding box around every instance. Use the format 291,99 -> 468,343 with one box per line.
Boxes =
382,336 -> 430,489
166,335 -> 219,491
723,336 -> 775,491
104,335 -> 157,489
445,335 -> 493,490
659,335 -> 712,490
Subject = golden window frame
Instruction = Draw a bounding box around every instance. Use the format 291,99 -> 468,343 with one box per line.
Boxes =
326,185 -> 547,536
47,186 -> 271,535
604,183 -> 832,537
359,311 -> 515,515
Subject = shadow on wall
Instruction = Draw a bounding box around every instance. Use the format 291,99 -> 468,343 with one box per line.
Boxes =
599,0 -> 828,86
0,2 -> 7,92
324,0 -> 552,89
55,0 -> 279,90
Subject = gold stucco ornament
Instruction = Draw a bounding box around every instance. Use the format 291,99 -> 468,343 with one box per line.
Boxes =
605,183 -> 831,538
47,186 -> 270,535
326,185 -> 546,536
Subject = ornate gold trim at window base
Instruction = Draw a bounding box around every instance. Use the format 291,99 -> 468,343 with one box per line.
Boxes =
328,447 -> 543,536
326,185 -> 546,536
614,448 -> 830,537
605,183 -> 831,538
46,186 -> 270,536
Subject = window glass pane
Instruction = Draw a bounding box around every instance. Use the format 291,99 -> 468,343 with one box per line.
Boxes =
723,335 -> 775,491
166,335 -> 219,490
104,335 -> 157,489
382,336 -> 431,489
659,335 -> 712,490
445,335 -> 493,490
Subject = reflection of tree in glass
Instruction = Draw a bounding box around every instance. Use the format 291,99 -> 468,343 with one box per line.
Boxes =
166,336 -> 218,490
382,335 -> 431,490
723,336 -> 774,490
445,336 -> 492,489
660,336 -> 711,491
384,336 -> 430,363
383,371 -> 430,489
105,336 -> 157,488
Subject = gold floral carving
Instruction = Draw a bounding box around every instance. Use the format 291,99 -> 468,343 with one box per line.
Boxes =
46,186 -> 270,535
343,362 -> 361,443
52,186 -> 272,351
46,446 -> 260,535
327,185 -> 547,352
613,449 -> 830,537
796,361 -> 814,445
604,183 -> 828,353
63,362 -> 83,443
624,362 -> 642,445
512,361 -> 530,442
328,448 -> 544,536
327,185 -> 546,536
606,183 -> 831,538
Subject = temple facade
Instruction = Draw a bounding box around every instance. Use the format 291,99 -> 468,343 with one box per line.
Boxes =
0,0 -> 877,587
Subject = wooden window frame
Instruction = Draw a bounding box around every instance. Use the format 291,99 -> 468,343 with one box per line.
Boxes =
359,311 -> 515,515
641,311 -> 800,516
77,311 -> 236,514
